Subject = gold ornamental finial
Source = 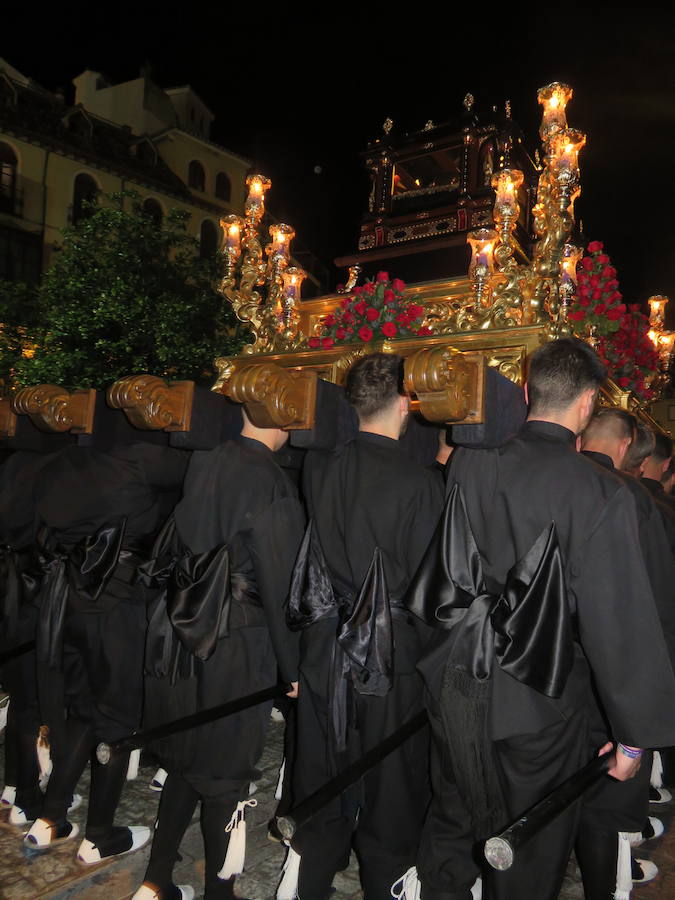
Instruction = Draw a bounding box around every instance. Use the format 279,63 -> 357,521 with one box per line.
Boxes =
383,117 -> 394,135
463,92 -> 475,111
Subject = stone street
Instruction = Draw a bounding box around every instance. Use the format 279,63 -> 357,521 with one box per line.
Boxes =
1,715 -> 673,898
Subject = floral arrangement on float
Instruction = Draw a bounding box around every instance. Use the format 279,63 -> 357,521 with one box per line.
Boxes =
307,272 -> 433,349
567,241 -> 659,403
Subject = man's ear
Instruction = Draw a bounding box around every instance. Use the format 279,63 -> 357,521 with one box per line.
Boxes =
523,382 -> 529,406
399,394 -> 410,417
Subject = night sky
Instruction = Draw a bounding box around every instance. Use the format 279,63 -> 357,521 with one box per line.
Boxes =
8,9 -> 675,325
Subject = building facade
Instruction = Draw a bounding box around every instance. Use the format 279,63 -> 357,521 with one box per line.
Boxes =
0,60 -> 251,282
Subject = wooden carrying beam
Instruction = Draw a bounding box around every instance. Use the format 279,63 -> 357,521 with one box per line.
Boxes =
0,399 -> 17,439
11,385 -> 96,434
106,375 -> 195,432
404,346 -> 485,424
223,363 -> 318,430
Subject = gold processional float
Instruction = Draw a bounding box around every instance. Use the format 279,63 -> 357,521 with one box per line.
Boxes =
210,81 -> 673,433
1,82 -> 673,438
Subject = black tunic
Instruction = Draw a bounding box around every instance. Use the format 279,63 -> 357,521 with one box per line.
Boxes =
292,432 -> 444,897
145,436 -> 305,795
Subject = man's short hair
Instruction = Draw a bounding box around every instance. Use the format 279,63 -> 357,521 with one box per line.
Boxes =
527,338 -> 606,414
345,352 -> 404,420
651,432 -> 674,463
622,420 -> 655,473
582,408 -> 635,447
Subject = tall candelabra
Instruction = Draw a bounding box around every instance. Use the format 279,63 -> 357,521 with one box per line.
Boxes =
459,83 -> 586,336
647,295 -> 675,394
220,175 -> 307,354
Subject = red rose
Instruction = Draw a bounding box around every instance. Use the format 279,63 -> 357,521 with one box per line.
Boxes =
354,300 -> 367,316
391,278 -> 406,292
597,254 -> 610,265
416,326 -> 433,336
614,304 -> 626,314
358,326 -> 373,342
381,321 -> 397,338
590,275 -> 600,288
323,314 -> 336,327
376,271 -> 390,283
587,241 -> 604,253
602,267 -> 616,279
592,290 -> 602,301
363,282 -> 376,295
335,327 -> 346,341
396,313 -> 411,325
383,289 -> 396,304
581,258 -> 594,270
618,377 -> 631,388
342,311 -> 354,324
407,303 -> 424,318
568,310 -> 586,321
579,298 -> 590,307
366,307 -> 379,322
579,285 -> 591,298
340,298 -> 350,309
308,337 -> 320,348
594,303 -> 606,315
322,337 -> 334,348
606,308 -> 622,321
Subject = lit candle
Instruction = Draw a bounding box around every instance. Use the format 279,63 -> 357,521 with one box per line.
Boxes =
221,215 -> 243,259
269,224 -> 295,263
491,168 -> 524,220
648,295 -> 669,328
245,174 -> 271,221
658,332 -> 675,365
538,82 -> 573,142
551,130 -> 586,178
467,228 -> 497,276
282,266 -> 306,304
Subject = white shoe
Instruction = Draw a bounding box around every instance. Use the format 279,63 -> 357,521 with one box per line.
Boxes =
649,786 -> 672,804
9,805 -> 34,826
628,816 -> 665,846
248,781 -> 258,796
632,857 -> 658,884
68,793 -> 83,814
131,884 -> 195,900
24,817 -> 79,850
77,825 -> 151,865
149,767 -> 167,792
271,707 -> 285,723
1,785 -> 16,808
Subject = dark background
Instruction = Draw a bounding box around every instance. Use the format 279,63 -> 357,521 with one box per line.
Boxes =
7,8 -> 675,323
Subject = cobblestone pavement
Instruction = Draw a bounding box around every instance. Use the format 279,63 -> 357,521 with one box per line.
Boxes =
0,715 -> 673,898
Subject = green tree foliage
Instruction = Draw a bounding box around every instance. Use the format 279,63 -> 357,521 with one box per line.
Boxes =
11,191 -> 246,390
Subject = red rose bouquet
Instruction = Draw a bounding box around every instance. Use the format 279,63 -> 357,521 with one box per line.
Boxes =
567,241 -> 659,403
307,271 -> 433,349
567,241 -> 626,335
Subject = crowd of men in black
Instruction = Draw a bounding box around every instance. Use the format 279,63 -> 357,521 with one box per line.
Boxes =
1,338 -> 675,900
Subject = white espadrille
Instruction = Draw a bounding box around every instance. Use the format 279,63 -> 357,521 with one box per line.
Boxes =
628,816 -> 665,846
148,767 -> 167,792
632,857 -> 658,884
0,785 -> 16,808
77,825 -> 151,865
131,883 -> 195,900
24,817 -> 79,850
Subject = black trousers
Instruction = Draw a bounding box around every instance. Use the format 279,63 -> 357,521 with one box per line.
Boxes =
291,616 -> 430,900
1,609 -> 42,816
144,772 -> 244,900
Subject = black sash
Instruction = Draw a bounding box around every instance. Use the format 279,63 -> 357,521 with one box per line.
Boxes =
407,484 -> 573,837
36,519 -> 127,670
288,520 -> 394,761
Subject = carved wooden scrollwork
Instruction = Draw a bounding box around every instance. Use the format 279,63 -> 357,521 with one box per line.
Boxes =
0,399 -> 17,439
106,375 -> 195,432
404,346 -> 485,424
11,385 -> 96,434
223,363 -> 318,430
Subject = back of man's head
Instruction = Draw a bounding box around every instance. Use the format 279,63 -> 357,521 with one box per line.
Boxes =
581,408 -> 635,468
345,352 -> 404,423
527,338 -> 606,416
622,420 -> 655,476
643,431 -> 675,481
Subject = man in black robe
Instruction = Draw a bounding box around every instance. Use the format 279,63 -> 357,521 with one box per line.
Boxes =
133,410 -> 305,900
25,440 -> 189,863
416,339 -> 675,900
641,433 -> 675,512
0,451 -> 53,825
289,352 -> 444,899
580,408 -> 675,884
